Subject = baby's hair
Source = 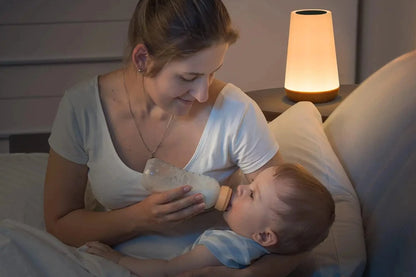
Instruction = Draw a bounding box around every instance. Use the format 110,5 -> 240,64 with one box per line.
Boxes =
269,164 -> 335,254
126,0 -> 239,76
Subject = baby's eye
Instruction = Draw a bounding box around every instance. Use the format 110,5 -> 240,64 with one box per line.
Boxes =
249,190 -> 254,199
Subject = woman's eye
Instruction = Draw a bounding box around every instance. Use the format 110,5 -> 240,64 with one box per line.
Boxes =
180,76 -> 197,82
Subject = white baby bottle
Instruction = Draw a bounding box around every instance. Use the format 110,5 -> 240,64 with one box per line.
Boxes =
142,158 -> 232,211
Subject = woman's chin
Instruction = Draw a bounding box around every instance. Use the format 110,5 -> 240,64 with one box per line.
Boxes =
169,101 -> 194,116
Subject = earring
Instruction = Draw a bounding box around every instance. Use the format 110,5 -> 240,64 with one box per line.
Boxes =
136,51 -> 147,73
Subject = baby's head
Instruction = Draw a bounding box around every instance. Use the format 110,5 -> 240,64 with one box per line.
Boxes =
223,163 -> 335,254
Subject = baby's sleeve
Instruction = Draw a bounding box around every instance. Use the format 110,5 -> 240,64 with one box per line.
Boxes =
193,230 -> 269,269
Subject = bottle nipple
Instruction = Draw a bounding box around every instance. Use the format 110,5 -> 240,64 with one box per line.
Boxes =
214,186 -> 232,211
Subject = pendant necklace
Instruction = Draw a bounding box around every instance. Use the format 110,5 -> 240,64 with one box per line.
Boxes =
123,69 -> 174,159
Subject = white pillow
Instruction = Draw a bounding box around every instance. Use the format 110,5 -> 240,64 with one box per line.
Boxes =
323,50 -> 416,276
268,102 -> 366,277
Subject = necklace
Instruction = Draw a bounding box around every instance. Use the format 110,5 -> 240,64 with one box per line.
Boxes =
123,69 -> 175,158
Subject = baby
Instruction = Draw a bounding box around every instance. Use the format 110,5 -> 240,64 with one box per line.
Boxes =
86,163 -> 335,276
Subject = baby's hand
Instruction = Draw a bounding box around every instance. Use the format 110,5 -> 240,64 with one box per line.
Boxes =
85,241 -> 124,264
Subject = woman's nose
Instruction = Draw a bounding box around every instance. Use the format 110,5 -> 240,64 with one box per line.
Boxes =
189,77 -> 209,103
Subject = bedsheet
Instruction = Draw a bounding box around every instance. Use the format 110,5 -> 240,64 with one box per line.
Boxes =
0,153 -> 48,230
0,153 -> 130,276
0,219 -> 131,276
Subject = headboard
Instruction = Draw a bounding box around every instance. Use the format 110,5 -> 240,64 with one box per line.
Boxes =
8,133 -> 50,153
0,0 -> 358,153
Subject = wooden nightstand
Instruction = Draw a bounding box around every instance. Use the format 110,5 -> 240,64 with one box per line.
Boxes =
246,84 -> 358,121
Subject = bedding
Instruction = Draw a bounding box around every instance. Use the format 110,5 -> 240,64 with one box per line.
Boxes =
0,153 -> 47,230
0,102 -> 365,276
271,102 -> 366,277
0,219 -> 131,277
0,154 -> 131,276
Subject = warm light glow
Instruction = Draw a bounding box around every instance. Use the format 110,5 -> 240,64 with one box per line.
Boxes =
284,9 -> 339,103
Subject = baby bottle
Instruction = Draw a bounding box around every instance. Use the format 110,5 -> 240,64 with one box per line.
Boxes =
142,158 -> 232,211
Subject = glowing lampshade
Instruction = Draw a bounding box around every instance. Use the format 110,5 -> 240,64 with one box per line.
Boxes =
284,9 -> 339,103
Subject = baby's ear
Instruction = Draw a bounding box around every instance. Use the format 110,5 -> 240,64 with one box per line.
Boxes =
252,228 -> 278,247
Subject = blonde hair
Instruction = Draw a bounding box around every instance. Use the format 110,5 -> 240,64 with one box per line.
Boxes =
269,164 -> 335,254
126,0 -> 239,76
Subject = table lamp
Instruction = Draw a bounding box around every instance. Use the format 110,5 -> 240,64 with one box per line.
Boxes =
284,9 -> 339,103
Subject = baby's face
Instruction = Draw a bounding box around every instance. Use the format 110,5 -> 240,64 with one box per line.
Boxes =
223,167 -> 278,238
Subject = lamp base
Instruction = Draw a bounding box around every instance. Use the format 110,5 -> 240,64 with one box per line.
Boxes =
285,87 -> 339,103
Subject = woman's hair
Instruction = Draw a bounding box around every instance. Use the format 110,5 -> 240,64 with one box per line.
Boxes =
127,0 -> 239,76
268,164 -> 335,254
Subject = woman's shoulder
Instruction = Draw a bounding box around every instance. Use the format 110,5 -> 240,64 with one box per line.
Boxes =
64,75 -> 99,104
214,80 -> 257,110
63,69 -> 123,110
98,69 -> 123,94
203,80 -> 263,130
57,75 -> 104,120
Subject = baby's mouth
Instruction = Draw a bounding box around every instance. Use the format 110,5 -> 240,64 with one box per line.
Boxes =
225,193 -> 234,212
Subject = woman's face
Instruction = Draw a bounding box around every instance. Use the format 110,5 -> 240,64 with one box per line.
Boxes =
144,43 -> 229,116
223,167 -> 278,238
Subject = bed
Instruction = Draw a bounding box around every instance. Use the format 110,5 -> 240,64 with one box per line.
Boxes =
1,0 -> 415,274
0,100 -> 365,277
1,50 -> 416,277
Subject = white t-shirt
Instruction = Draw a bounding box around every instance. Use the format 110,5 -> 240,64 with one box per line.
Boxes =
49,76 -> 278,258
49,76 -> 278,210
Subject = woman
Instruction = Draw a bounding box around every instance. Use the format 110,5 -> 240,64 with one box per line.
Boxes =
44,0 -> 303,276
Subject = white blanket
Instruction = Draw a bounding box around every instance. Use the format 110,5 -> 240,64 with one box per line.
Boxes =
0,152 -> 131,276
0,219 -> 132,277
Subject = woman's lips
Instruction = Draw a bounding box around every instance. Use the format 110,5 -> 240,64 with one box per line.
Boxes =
178,97 -> 194,105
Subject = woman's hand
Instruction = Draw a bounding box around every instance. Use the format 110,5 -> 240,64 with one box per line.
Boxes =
135,185 -> 206,233
85,241 -> 124,264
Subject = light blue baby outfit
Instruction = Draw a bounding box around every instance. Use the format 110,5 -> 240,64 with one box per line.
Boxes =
190,229 -> 270,268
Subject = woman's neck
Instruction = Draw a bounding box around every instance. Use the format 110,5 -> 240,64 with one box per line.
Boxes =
124,64 -> 170,121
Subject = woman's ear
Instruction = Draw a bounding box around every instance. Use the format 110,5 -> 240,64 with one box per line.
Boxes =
131,44 -> 148,72
252,228 -> 278,247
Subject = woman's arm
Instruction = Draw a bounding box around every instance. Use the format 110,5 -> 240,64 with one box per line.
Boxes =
176,252 -> 308,277
44,149 -> 206,247
86,241 -> 221,277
